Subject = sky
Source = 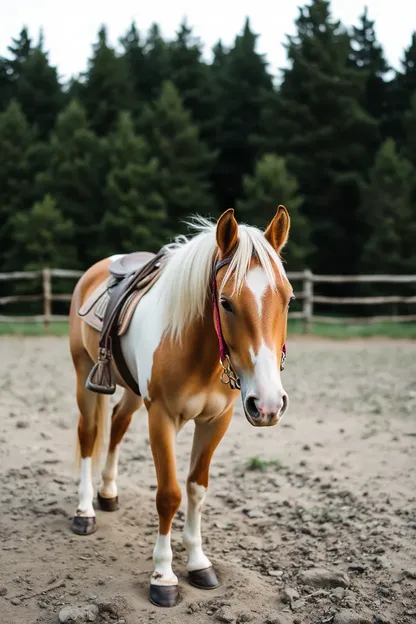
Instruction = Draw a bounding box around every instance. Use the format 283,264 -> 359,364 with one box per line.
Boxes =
1,0 -> 415,82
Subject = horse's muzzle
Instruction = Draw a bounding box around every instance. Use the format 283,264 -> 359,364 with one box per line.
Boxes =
243,393 -> 288,427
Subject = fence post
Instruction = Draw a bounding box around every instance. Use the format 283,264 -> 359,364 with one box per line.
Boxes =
303,269 -> 313,333
42,268 -> 51,328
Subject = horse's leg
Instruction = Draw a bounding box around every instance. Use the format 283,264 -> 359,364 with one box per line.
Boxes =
183,408 -> 233,589
72,354 -> 109,535
148,404 -> 182,608
97,389 -> 142,511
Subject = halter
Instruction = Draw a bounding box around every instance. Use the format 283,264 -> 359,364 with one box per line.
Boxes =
211,255 -> 287,391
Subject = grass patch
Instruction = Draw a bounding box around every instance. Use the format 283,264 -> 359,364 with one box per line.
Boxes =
247,456 -> 283,472
0,319 -> 415,339
0,321 -> 69,336
288,319 -> 416,339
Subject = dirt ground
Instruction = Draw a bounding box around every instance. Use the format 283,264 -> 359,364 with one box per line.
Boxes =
0,336 -> 415,624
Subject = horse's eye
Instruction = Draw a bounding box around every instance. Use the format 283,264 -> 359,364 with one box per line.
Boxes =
221,299 -> 233,313
288,295 -> 296,308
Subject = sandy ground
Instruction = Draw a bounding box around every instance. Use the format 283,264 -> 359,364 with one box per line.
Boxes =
0,336 -> 415,624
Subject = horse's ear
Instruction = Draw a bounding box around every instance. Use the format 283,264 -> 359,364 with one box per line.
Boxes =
216,208 -> 239,257
264,205 -> 290,253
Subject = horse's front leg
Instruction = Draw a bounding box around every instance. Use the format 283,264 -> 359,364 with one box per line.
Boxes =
148,403 -> 182,608
184,407 -> 233,589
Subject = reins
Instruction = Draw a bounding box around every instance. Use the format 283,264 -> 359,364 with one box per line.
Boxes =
211,254 -> 287,392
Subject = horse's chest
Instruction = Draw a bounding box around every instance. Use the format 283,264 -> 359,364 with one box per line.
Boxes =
178,391 -> 231,422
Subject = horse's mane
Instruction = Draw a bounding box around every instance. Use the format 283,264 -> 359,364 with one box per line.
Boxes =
160,215 -> 287,341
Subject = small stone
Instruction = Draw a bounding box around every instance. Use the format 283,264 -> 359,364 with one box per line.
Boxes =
373,614 -> 393,624
59,604 -> 99,623
216,606 -> 236,623
187,602 -> 199,614
298,568 -> 350,589
333,609 -> 372,624
0,587 -> 7,596
291,598 -> 306,611
404,567 -> 416,579
347,563 -> 367,574
331,587 -> 345,600
11,598 -> 21,606
280,587 -> 300,604
16,421 -> 29,429
268,569 -> 284,577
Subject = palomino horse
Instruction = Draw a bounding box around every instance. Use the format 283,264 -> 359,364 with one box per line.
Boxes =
69,207 -> 293,607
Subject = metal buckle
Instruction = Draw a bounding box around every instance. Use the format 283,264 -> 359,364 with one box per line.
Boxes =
220,355 -> 241,390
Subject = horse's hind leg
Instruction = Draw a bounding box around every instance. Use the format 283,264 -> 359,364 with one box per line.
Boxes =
72,352 -> 109,536
97,389 -> 142,511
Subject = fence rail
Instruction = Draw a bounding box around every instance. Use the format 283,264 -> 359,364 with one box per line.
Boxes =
0,268 -> 415,331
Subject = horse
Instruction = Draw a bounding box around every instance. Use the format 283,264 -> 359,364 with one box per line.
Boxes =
68,206 -> 294,607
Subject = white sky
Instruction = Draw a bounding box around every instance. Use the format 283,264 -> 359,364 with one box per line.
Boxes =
1,0 -> 415,82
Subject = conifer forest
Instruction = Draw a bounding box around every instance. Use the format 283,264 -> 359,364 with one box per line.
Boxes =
1,0 -> 415,290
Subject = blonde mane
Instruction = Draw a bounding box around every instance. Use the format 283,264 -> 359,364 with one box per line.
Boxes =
160,216 -> 287,341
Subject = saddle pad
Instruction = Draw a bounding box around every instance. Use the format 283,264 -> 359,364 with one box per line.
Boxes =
78,263 -> 164,336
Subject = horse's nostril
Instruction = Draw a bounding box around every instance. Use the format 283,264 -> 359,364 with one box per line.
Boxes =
281,394 -> 288,415
245,396 -> 260,419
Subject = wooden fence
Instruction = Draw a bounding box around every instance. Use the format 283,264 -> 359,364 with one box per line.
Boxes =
0,268 -> 416,332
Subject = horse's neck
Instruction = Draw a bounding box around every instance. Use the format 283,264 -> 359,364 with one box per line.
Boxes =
122,274 -> 221,398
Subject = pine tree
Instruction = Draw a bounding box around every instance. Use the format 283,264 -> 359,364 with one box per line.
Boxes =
0,28 -> 33,112
256,0 -> 379,275
237,154 -> 310,269
386,32 -> 416,146
102,111 -> 169,253
168,21 -> 218,142
360,139 -> 416,274
13,45 -> 65,139
119,22 -> 147,114
36,99 -> 109,267
10,194 -> 76,270
142,24 -> 171,99
213,18 -> 274,209
404,93 -> 416,169
141,81 -> 216,230
80,26 -> 133,136
0,100 -> 33,267
349,7 -> 389,123
1,29 -> 64,138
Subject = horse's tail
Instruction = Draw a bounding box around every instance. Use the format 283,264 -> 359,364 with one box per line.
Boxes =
74,392 -> 109,476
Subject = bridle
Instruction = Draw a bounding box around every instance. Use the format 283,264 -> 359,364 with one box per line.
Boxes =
211,255 -> 287,391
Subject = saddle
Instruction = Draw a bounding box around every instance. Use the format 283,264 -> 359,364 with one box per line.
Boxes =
79,249 -> 168,396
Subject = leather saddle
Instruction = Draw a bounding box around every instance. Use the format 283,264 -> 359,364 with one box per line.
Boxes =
79,248 -> 168,396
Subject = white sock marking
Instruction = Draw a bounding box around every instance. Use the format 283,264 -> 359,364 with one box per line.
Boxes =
151,533 -> 178,586
99,444 -> 119,498
77,457 -> 95,517
183,482 -> 211,572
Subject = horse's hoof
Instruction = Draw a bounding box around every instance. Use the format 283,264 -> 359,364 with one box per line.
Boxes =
71,515 -> 96,535
188,566 -> 219,590
149,584 -> 180,608
97,492 -> 119,512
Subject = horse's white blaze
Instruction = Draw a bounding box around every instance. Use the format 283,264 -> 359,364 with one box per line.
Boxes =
246,266 -> 269,316
121,276 -> 166,401
151,533 -> 178,586
99,444 -> 119,498
77,457 -> 95,517
249,343 -> 286,414
183,482 -> 211,572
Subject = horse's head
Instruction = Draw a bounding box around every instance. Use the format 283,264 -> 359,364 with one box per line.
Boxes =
214,207 -> 293,427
